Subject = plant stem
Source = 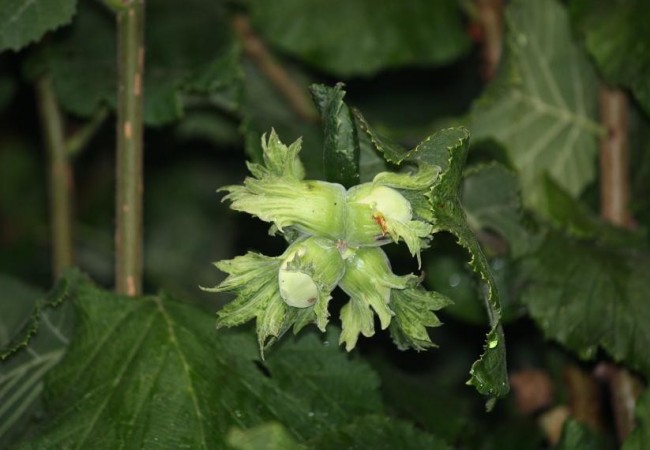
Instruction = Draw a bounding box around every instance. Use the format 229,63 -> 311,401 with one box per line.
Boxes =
115,0 -> 145,296
599,86 -> 631,227
473,0 -> 504,80
232,14 -> 319,123
36,75 -> 74,279
66,106 -> 109,157
598,84 -> 641,442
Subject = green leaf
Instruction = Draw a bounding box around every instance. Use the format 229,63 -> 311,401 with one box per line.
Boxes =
308,415 -> 452,450
622,389 -> 650,450
461,163 -> 533,258
230,416 -> 451,450
569,0 -> 650,115
248,0 -> 470,76
556,420 -> 612,450
310,83 -> 360,188
0,274 -> 73,448
389,287 -> 451,351
470,0 -> 603,211
355,117 -> 509,402
41,0 -> 240,125
520,233 -> 650,376
228,423 -> 304,450
20,275 -> 382,448
541,176 -> 646,247
0,0 -> 76,52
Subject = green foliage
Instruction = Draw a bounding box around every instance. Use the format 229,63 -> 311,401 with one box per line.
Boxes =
0,0 -> 76,52
248,0 -> 470,76
623,390 -> 650,450
311,83 -> 360,188
228,423 -> 303,450
461,163 -> 533,258
354,118 -> 509,402
470,0 -> 602,211
4,0 -> 650,446
38,0 -> 239,124
570,0 -> 650,115
556,420 -> 611,450
308,415 -> 451,449
520,233 -> 650,375
15,273 -> 393,448
0,275 -> 72,447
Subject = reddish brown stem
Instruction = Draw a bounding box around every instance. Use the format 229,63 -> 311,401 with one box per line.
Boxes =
599,86 -> 631,227
598,85 -> 641,442
473,0 -> 504,81
232,14 -> 318,123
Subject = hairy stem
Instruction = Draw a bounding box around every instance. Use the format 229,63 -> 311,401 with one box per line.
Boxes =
598,85 -> 640,442
115,0 -> 145,296
232,14 -> 319,123
36,75 -> 74,279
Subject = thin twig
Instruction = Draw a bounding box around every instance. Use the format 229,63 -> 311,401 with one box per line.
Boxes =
115,0 -> 145,296
36,75 -> 74,279
232,14 -> 319,123
66,107 -> 110,157
598,84 -> 642,442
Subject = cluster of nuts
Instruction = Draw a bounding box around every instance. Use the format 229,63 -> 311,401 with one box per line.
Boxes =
207,130 -> 449,352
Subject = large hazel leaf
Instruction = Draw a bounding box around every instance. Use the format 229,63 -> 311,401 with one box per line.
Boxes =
470,0 -> 602,211
248,0 -> 470,76
0,0 -> 76,52
311,83 -> 360,188
354,116 -> 509,404
230,416 -> 451,450
570,0 -> 650,115
520,233 -> 650,377
0,275 -> 72,448
19,274 -> 382,448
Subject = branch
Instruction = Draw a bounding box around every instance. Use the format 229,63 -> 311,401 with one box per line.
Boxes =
599,86 -> 631,227
115,0 -> 145,296
598,84 -> 641,442
66,106 -> 110,157
232,14 -> 319,123
36,75 -> 74,279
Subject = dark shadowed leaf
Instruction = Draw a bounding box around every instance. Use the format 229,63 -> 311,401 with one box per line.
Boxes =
556,420 -> 612,450
0,274 -> 73,448
0,0 -> 77,52
41,0 -> 240,125
461,163 -> 532,258
520,233 -> 650,377
249,0 -> 470,76
309,415 -> 451,450
569,0 -> 650,115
